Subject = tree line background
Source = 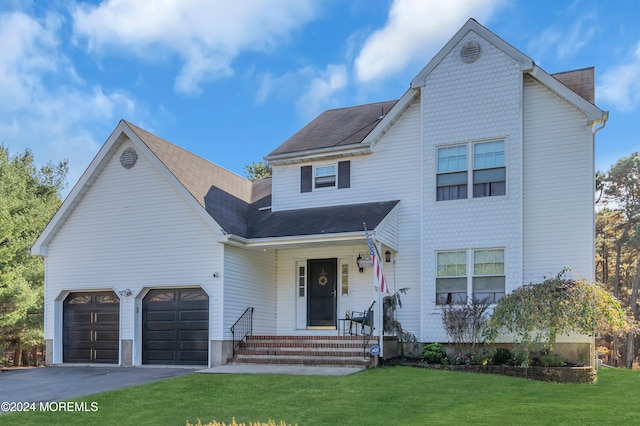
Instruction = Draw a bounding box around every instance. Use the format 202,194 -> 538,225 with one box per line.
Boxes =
1,147 -> 638,367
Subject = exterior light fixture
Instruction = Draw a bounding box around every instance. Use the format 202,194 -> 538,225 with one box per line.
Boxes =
356,255 -> 364,273
385,250 -> 391,263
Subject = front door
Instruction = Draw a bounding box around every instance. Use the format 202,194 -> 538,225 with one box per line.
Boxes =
307,258 -> 337,327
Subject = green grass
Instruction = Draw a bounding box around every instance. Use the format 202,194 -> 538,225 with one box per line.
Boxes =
3,367 -> 639,425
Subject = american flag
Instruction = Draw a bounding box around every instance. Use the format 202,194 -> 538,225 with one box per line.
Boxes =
364,225 -> 389,294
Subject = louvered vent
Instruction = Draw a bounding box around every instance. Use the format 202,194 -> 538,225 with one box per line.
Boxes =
120,147 -> 138,169
461,41 -> 481,63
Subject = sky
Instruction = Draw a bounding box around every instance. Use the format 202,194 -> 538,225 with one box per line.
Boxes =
1,0 -> 639,196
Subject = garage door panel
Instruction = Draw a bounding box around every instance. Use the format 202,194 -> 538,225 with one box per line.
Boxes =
143,288 -> 209,366
63,291 -> 120,364
179,311 -> 208,321
146,311 -> 176,321
179,350 -> 208,362
145,330 -> 177,341
179,330 -> 208,341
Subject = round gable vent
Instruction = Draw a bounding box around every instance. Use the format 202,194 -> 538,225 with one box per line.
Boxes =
120,147 -> 138,169
461,41 -> 481,63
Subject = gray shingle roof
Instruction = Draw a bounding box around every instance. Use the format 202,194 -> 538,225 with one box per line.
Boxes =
126,121 -> 396,239
267,100 -> 398,157
246,200 -> 399,239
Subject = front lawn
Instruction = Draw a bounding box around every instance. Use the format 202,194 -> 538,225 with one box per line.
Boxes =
3,367 -> 638,425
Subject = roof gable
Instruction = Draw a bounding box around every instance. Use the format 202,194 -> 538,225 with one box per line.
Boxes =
32,121 -> 268,255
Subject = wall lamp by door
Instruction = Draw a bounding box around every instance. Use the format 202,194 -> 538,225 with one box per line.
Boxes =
119,288 -> 132,297
385,250 -> 392,263
356,255 -> 364,273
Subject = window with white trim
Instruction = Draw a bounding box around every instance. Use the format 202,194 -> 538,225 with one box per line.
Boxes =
473,140 -> 505,197
437,145 -> 467,201
314,164 -> 336,188
436,140 -> 506,201
473,249 -> 505,303
436,248 -> 505,305
436,251 -> 467,304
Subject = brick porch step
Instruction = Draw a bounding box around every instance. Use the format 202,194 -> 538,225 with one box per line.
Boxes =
228,335 -> 378,368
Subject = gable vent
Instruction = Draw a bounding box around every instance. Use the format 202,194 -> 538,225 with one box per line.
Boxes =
120,147 -> 138,169
461,41 -> 481,63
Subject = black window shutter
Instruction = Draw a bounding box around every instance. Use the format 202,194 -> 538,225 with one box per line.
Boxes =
338,161 -> 350,189
301,166 -> 312,193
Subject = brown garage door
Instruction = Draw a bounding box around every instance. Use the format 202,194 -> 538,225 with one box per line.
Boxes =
142,288 -> 209,365
63,291 -> 120,363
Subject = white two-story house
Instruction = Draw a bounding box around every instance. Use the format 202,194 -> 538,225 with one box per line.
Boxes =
32,19 -> 607,367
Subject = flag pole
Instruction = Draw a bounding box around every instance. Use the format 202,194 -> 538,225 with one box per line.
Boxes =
363,222 -> 386,359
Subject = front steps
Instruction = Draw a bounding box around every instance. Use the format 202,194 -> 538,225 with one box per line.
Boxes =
228,335 -> 378,368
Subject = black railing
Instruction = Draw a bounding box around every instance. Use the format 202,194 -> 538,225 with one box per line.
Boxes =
231,307 -> 254,357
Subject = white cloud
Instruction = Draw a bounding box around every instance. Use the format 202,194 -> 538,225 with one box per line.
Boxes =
597,42 -> 640,112
72,0 -> 318,95
354,0 -> 506,83
256,64 -> 348,121
529,15 -> 597,61
297,65 -> 348,119
0,11 -> 140,195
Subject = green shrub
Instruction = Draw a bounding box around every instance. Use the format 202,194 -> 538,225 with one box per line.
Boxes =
491,348 -> 512,365
470,349 -> 491,366
511,350 -> 530,367
422,343 -> 447,364
540,353 -> 564,367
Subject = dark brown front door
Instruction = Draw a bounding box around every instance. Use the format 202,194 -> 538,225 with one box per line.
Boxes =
142,288 -> 209,365
63,291 -> 120,363
307,259 -> 337,327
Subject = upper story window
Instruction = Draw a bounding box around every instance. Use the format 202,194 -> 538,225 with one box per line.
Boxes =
314,164 -> 336,188
300,161 -> 350,193
437,145 -> 467,201
473,140 -> 505,197
436,139 -> 506,201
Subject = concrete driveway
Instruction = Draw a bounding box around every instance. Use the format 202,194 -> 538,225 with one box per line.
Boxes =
0,366 -> 195,406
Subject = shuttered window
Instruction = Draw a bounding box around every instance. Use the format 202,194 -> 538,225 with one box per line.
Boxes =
300,161 -> 350,192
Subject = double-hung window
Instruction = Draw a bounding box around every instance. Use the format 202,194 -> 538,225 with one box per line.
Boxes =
436,251 -> 468,304
436,140 -> 506,201
436,248 -> 506,305
473,140 -> 505,197
437,145 -> 467,201
472,249 -> 505,303
314,164 -> 336,188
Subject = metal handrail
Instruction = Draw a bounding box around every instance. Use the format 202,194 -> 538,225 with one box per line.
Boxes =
231,307 -> 254,357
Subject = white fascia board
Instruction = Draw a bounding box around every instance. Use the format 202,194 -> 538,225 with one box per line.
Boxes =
265,144 -> 371,165
529,66 -> 607,124
222,232 -> 365,248
221,227 -> 394,250
411,19 -> 533,89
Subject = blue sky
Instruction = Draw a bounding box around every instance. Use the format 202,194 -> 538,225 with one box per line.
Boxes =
1,0 -> 639,195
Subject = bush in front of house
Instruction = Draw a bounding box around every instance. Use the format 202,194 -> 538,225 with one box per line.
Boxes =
422,343 -> 447,364
490,347 -> 512,365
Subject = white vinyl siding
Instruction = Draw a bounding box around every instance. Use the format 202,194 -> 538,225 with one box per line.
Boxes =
421,31 -> 523,342
223,246 -> 276,339
523,75 -> 595,282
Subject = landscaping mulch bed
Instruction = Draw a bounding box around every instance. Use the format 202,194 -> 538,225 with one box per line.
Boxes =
382,357 -> 596,383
